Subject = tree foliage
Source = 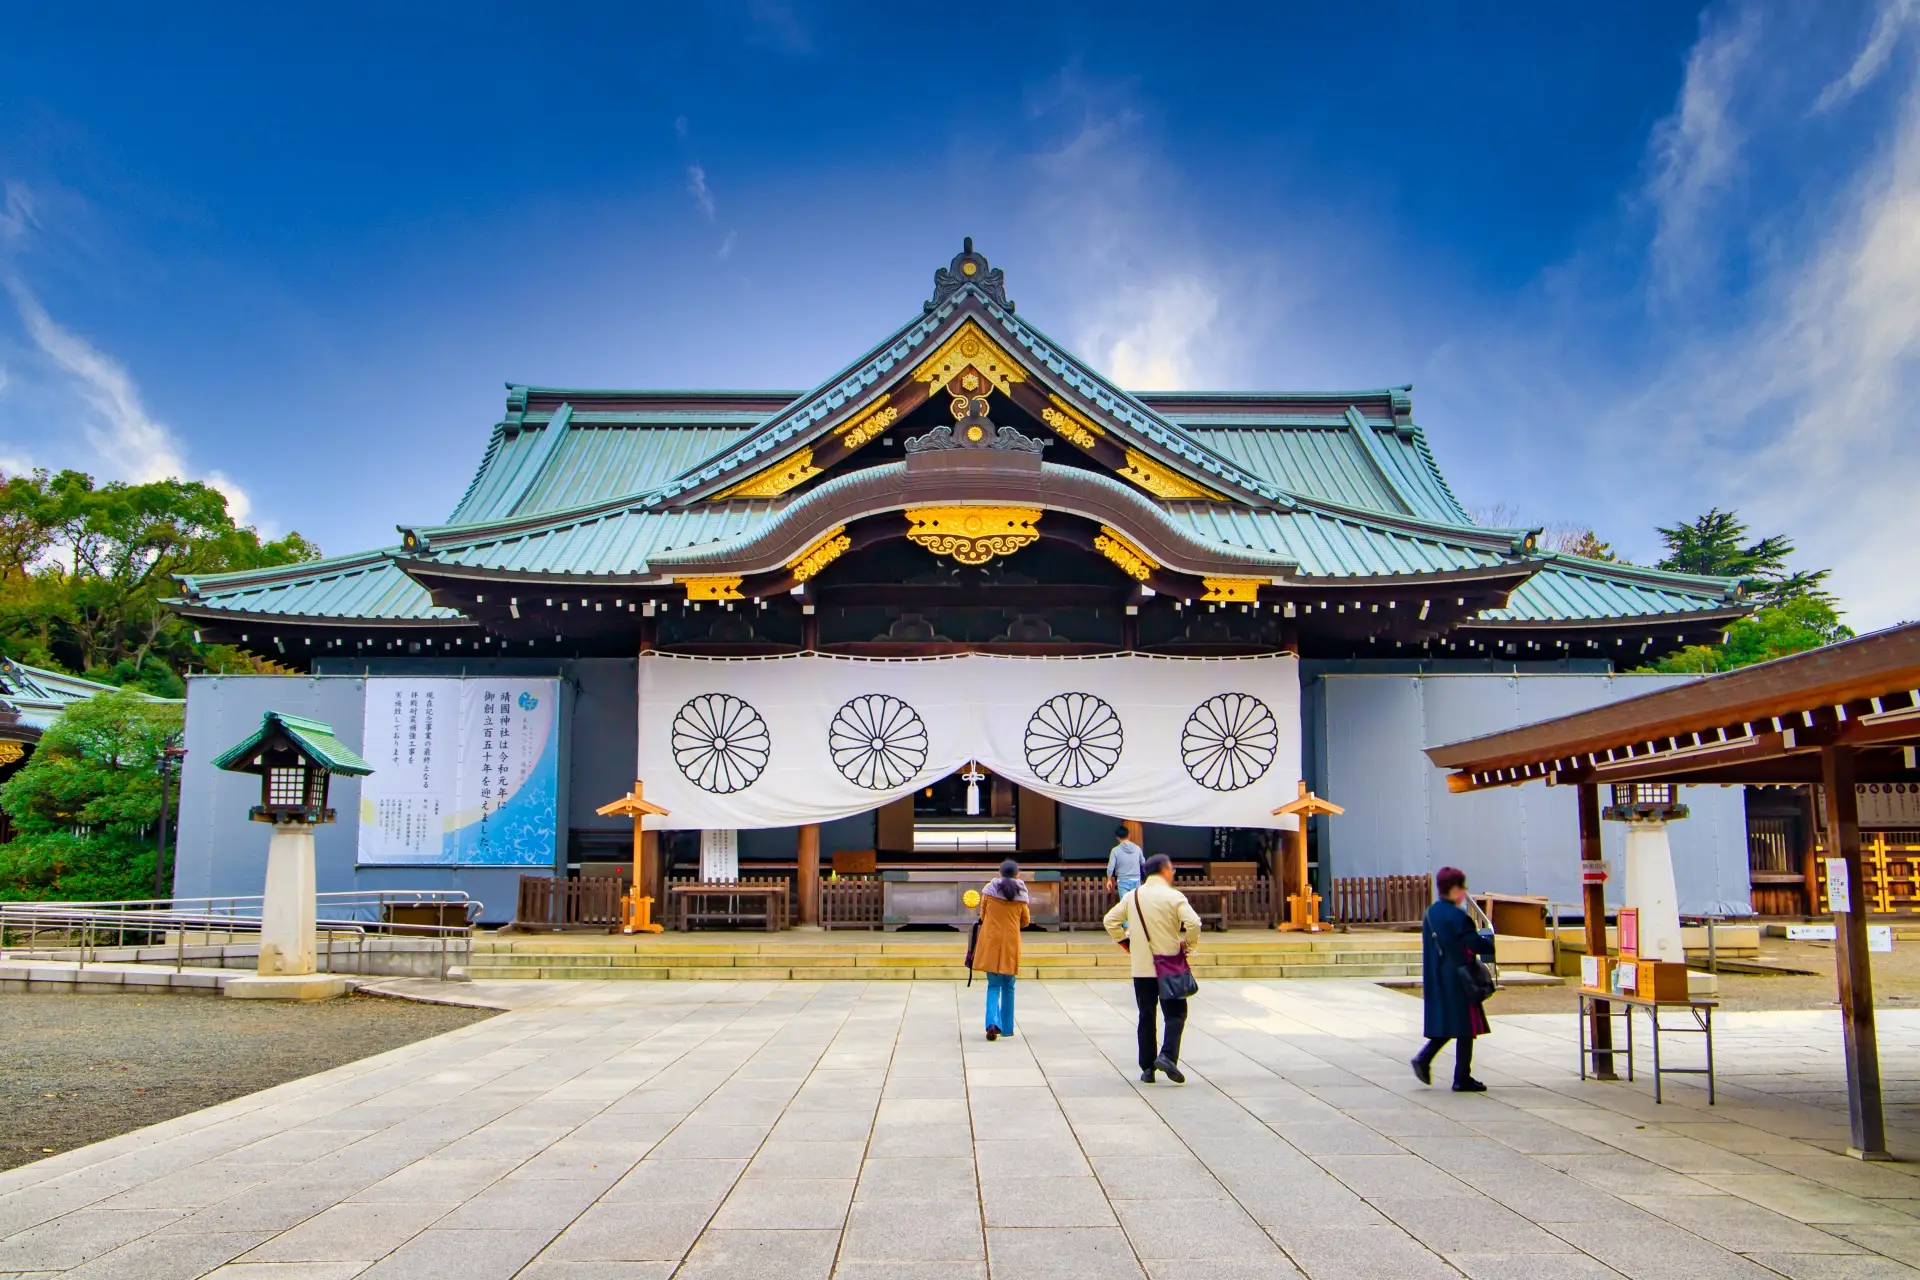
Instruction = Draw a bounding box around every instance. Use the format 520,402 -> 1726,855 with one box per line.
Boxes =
1655,508 -> 1830,607
0,689 -> 184,901
0,469 -> 316,695
1647,596 -> 1855,675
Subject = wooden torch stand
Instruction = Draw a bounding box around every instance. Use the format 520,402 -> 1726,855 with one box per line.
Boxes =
598,780 -> 671,934
1273,781 -> 1343,933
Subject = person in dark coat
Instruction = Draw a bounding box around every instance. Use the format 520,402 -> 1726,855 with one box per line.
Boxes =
1412,866 -> 1495,1092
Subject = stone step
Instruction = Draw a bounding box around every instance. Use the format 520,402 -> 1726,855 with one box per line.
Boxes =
462,949 -> 1419,969
463,957 -> 1425,981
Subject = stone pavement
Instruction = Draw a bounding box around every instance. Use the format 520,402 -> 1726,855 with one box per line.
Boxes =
5,979 -> 1920,1279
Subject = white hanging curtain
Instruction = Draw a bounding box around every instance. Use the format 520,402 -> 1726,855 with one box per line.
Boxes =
636,653 -> 1300,831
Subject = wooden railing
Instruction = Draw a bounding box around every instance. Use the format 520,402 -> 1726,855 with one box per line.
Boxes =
513,875 -> 625,932
821,876 -> 882,929
662,874 -> 796,930
1329,874 -> 1430,926
1057,874 -> 1276,929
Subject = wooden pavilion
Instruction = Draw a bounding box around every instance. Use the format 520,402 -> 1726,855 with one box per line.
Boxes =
1427,623 -> 1920,1159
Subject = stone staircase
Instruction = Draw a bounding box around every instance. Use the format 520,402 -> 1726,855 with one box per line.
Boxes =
466,930 -> 1424,982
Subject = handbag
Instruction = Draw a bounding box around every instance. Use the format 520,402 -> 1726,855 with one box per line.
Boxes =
964,916 -> 981,988
1460,952 -> 1496,1003
1133,887 -> 1199,1001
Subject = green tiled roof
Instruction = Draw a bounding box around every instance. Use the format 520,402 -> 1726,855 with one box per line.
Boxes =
1471,556 -> 1744,623
1164,502 -> 1524,578
176,551 -> 463,622
211,710 -> 373,775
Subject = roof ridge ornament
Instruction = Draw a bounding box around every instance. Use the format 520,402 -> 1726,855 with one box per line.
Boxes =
927,237 -> 1013,313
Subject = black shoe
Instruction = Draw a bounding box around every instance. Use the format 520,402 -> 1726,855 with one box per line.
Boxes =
986,1025 -> 1000,1042
1453,1078 -> 1488,1093
1154,1055 -> 1185,1084
1139,1069 -> 1156,1083
1411,1057 -> 1432,1086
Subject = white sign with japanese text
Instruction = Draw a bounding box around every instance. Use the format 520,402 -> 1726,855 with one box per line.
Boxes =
357,678 -> 561,866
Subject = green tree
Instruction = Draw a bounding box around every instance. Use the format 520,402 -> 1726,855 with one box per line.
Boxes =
0,469 -> 316,694
1656,508 -> 1830,606
0,688 -> 183,901
1647,596 -> 1856,675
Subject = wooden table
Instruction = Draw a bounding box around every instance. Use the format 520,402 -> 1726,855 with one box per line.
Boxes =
670,883 -> 787,932
1178,884 -> 1236,932
1578,988 -> 1718,1103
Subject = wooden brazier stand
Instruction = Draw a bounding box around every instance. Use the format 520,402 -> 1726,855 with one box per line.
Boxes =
597,780 -> 670,933
1273,780 -> 1343,932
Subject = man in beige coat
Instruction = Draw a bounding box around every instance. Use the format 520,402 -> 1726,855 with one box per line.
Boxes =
1103,854 -> 1203,1083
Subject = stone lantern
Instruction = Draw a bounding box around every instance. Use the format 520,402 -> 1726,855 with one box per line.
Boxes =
1602,781 -> 1689,965
211,711 -> 373,999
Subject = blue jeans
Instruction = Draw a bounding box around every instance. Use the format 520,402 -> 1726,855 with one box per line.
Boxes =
985,972 -> 1016,1035
1116,875 -> 1141,899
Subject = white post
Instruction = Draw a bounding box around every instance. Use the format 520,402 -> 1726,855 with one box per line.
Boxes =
1623,820 -> 1685,964
258,823 -> 318,976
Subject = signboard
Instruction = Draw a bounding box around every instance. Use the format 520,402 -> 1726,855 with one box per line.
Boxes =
700,829 -> 740,883
1580,954 -> 1603,989
357,678 -> 561,866
1580,859 -> 1610,885
1869,925 -> 1894,953
1826,857 -> 1852,914
1787,924 -> 1838,941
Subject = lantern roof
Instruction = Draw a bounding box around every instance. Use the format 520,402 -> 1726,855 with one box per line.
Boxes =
211,710 -> 374,776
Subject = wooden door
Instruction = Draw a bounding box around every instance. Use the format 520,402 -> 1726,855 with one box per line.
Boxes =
1017,787 -> 1058,853
876,795 -> 916,852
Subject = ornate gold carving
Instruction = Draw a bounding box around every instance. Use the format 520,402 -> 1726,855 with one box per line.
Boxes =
1120,447 -> 1224,501
837,399 -> 898,451
905,506 -> 1041,566
787,526 -> 851,583
1202,578 -> 1263,603
679,576 -> 744,601
1093,526 -> 1157,581
715,447 -> 821,499
0,740 -> 24,767
909,320 -> 1028,395
1041,395 -> 1104,450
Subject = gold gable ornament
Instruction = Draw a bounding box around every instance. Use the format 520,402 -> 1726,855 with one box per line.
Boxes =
1120,448 -> 1225,501
788,526 -> 852,583
1094,526 -> 1157,581
909,320 -> 1029,396
838,399 -> 899,452
905,506 -> 1041,566
1041,395 -> 1104,450
715,447 -> 822,500
679,576 -> 745,601
1202,578 -> 1263,603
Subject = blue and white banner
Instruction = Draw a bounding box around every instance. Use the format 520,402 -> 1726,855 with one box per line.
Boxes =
357,677 -> 561,866
637,653 -> 1300,831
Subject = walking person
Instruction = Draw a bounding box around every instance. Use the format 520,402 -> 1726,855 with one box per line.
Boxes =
1103,854 -> 1202,1083
974,858 -> 1031,1041
1106,824 -> 1145,899
1412,866 -> 1496,1092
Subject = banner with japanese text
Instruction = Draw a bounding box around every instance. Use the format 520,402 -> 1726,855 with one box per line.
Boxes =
356,677 -> 561,866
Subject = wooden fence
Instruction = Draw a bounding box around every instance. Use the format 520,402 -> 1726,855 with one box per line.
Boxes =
1058,874 -> 1276,929
664,874 -> 796,930
513,875 -> 625,932
1328,874 -> 1430,926
821,877 -> 883,929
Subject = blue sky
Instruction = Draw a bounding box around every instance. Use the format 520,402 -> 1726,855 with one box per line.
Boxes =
2,1 -> 1916,626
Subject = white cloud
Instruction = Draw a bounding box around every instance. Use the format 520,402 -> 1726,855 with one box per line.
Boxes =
1818,0 -> 1917,110
0,182 -> 34,245
5,278 -> 252,523
1076,275 -> 1219,389
1645,8 -> 1761,299
686,163 -> 715,221
717,229 -> 738,260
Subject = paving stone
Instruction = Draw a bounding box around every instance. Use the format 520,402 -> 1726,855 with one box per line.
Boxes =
675,1228 -> 840,1279
980,1176 -> 1117,1228
985,1226 -> 1145,1279
1546,1218 -> 1794,1280
602,1158 -> 746,1205
0,1208 -> 185,1270
59,1230 -> 271,1280
1275,1226 -> 1458,1280
855,1157 -> 980,1204
1110,1198 -> 1281,1261
1621,1191 -> 1863,1253
541,1202 -> 714,1262
1446,1255 -> 1628,1279
747,1139 -> 868,1179
434,1178 -> 606,1231
519,1260 -> 679,1278
243,1201 -> 455,1262
711,1177 -> 855,1230
354,1227 -> 554,1279
840,1200 -> 985,1261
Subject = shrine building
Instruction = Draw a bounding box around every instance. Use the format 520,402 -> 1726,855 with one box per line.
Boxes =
168,243 -> 1760,926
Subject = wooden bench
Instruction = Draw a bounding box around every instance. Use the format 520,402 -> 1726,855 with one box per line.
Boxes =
1178,884 -> 1236,932
670,883 -> 788,932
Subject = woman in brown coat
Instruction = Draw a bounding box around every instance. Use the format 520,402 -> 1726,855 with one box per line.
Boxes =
974,858 -> 1031,1040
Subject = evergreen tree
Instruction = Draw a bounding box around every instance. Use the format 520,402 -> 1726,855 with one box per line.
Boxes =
0,689 -> 183,900
1655,508 -> 1830,607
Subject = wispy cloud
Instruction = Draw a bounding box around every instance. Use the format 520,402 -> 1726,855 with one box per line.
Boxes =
1818,0 -> 1917,110
0,182 -> 34,244
5,276 -> 251,522
717,229 -> 738,260
686,163 -> 715,221
1645,7 -> 1761,300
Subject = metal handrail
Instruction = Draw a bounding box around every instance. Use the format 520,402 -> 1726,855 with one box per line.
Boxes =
0,889 -> 479,979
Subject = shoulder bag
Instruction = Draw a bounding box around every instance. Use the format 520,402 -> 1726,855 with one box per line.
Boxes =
1133,887 -> 1200,1000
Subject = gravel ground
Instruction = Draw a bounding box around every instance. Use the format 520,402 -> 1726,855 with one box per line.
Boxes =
0,992 -> 493,1172
1392,936 -> 1920,1015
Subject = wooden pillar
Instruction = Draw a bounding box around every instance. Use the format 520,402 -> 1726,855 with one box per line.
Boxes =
1822,746 -> 1888,1158
797,823 -> 821,926
1578,783 -> 1616,1078
637,829 -> 660,906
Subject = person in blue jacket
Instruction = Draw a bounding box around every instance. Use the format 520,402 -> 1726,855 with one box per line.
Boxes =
1412,866 -> 1496,1092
